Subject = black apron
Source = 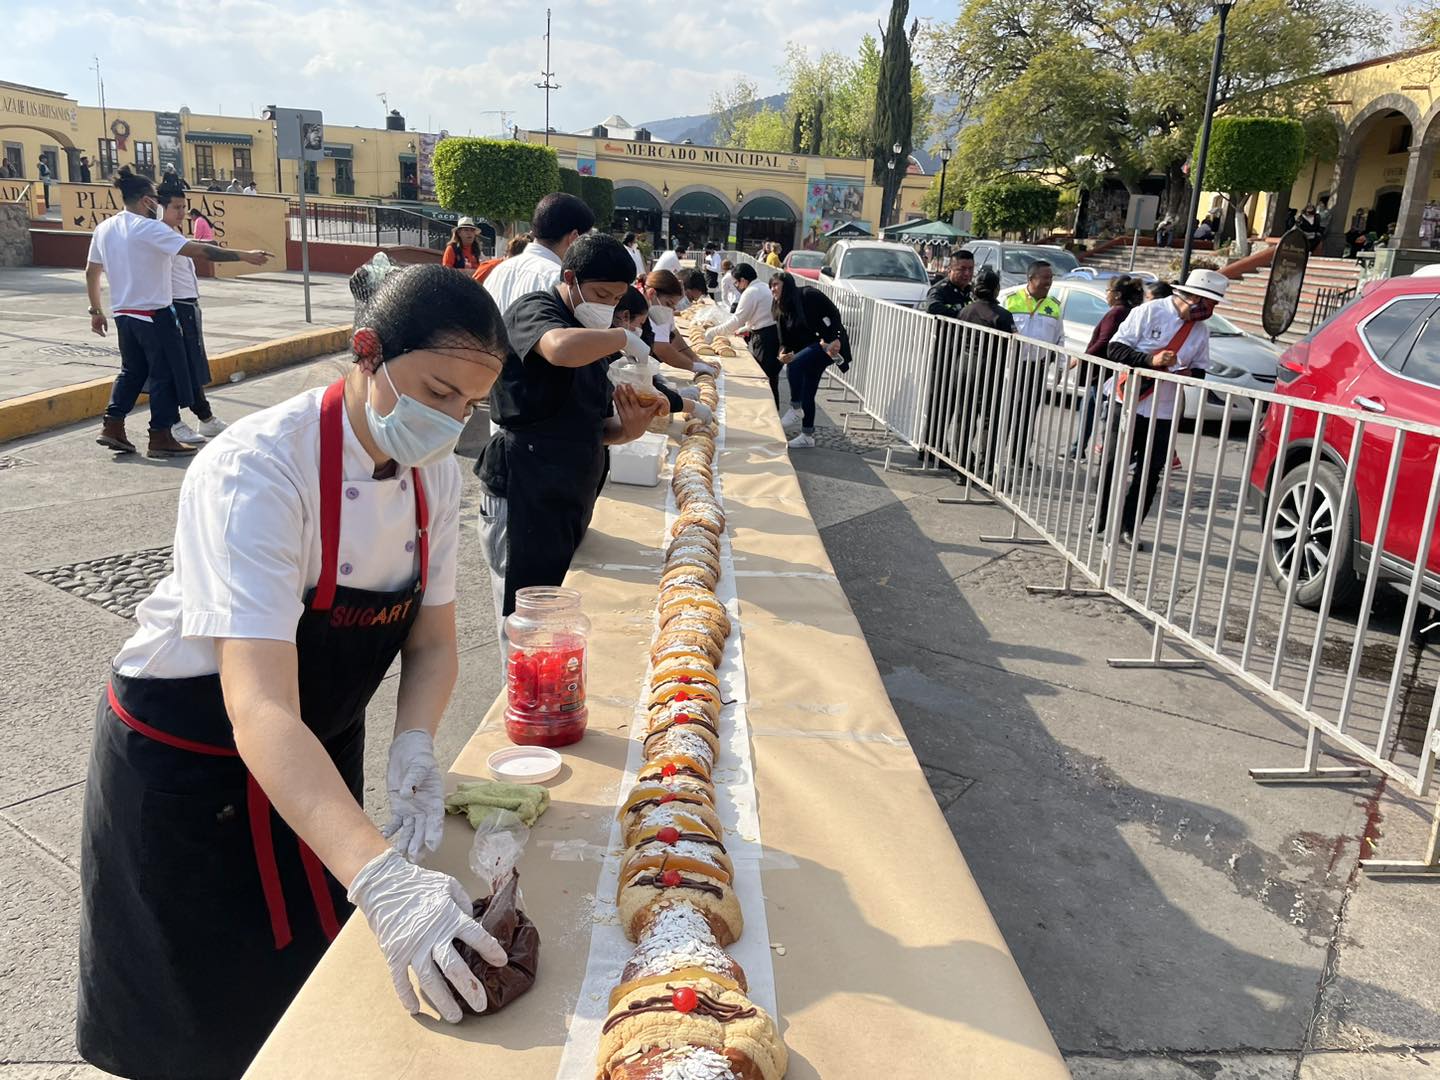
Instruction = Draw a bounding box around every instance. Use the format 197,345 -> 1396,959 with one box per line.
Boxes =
492,359 -> 611,617
77,379 -> 430,1080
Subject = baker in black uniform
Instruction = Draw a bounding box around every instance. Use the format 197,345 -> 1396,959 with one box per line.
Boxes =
920,248 -> 976,467
474,233 -> 667,642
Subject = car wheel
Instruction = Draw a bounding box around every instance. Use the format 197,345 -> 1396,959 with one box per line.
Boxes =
1264,461 -> 1360,609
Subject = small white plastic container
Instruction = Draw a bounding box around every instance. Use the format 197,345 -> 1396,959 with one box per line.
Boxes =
609,432 -> 668,487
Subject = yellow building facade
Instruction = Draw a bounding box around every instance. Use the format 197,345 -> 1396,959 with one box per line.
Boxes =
1258,45 -> 1440,253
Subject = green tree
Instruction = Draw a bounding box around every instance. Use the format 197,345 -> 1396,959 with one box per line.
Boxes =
433,138 -> 560,227
969,181 -> 1060,238
922,0 -> 1384,223
707,79 -> 761,148
580,175 -> 614,229
732,107 -> 793,153
871,0 -> 917,226
1199,116 -> 1306,255
920,171 -> 965,222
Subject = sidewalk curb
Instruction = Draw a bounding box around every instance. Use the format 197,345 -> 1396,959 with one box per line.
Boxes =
0,325 -> 350,445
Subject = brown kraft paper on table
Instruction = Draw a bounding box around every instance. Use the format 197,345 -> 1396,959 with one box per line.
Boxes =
455,873 -> 540,1016
244,345 -> 1070,1080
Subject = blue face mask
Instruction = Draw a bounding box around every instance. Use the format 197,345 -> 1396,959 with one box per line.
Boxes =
364,363 -> 466,468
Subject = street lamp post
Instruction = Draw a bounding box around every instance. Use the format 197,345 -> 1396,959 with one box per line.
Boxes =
937,142 -> 953,226
1180,0 -> 1237,280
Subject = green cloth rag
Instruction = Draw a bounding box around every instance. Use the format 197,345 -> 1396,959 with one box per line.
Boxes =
445,781 -> 551,829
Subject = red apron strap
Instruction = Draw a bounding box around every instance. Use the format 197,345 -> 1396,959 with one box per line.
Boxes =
412,468 -> 429,595
245,776 -> 294,950
107,682 -> 238,757
313,380 -> 347,611
297,842 -> 342,942
1117,321 -> 1197,404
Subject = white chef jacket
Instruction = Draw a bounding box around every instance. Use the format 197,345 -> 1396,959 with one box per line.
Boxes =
649,315 -> 673,344
627,245 -> 646,279
171,249 -> 200,301
710,280 -> 775,337
87,210 -> 189,318
1107,297 -> 1212,420
720,275 -> 740,309
653,250 -> 681,274
113,385 -> 463,679
483,244 -> 563,315
706,251 -> 722,274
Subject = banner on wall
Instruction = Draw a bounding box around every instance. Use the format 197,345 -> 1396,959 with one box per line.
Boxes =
803,179 -> 865,247
418,133 -> 440,202
576,155 -> 597,176
154,112 -> 183,178
54,182 -> 286,278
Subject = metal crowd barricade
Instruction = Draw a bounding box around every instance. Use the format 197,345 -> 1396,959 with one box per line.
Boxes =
835,293 -> 1440,875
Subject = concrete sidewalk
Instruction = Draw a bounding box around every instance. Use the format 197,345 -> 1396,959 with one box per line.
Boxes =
1,360 -> 1437,1078
0,267 -> 354,402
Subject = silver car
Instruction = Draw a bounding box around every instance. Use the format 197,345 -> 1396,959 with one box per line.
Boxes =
968,241 -> 1080,289
1040,280 -> 1280,422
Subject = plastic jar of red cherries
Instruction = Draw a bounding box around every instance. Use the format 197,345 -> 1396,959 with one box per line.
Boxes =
503,586 -> 591,747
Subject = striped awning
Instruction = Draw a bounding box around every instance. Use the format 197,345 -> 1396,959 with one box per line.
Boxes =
185,131 -> 253,146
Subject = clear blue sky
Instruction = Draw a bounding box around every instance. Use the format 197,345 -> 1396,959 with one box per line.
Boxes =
5,0 -> 1408,137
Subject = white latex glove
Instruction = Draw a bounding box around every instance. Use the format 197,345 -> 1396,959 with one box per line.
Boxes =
702,327 -> 718,343
690,401 -> 714,424
382,729 -> 444,861
677,385 -> 701,401
692,361 -> 718,377
622,329 -> 650,361
348,848 -> 508,1022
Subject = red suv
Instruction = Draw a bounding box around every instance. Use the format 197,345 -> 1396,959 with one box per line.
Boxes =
1250,274 -> 1440,609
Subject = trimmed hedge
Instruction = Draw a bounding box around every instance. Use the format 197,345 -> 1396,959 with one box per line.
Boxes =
969,181 -> 1060,236
1199,117 -> 1307,197
581,175 -> 614,228
433,138 -> 560,224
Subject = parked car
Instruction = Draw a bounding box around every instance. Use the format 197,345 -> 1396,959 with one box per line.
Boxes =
820,240 -> 930,307
1062,267 -> 1158,284
783,249 -> 825,281
1249,275 -> 1440,608
1001,279 -> 1280,422
968,240 -> 1080,289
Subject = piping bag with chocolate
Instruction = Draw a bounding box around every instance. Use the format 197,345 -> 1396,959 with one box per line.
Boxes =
453,810 -> 540,1015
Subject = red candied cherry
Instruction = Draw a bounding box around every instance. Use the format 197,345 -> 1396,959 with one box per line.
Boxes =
678,676 -> 692,684
661,763 -> 678,777
657,826 -> 680,844
675,713 -> 693,725
661,869 -> 682,887
660,792 -> 677,803
672,987 -> 698,1013
674,691 -> 690,702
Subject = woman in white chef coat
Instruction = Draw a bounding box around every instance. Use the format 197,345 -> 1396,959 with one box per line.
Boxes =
78,264 -> 511,1080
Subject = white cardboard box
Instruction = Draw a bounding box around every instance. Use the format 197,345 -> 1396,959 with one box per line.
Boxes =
608,432 -> 668,486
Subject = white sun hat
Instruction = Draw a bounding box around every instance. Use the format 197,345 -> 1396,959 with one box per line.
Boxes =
1175,268 -> 1230,303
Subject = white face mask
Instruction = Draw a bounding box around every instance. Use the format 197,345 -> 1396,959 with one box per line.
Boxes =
571,282 -> 616,330
364,363 -> 466,468
649,305 -> 675,326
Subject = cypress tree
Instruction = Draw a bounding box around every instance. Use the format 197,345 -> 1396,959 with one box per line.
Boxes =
871,0 -> 914,226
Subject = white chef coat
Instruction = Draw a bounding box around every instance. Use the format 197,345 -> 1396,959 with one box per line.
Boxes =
114,385 -> 463,679
706,251 -> 722,274
720,275 -> 740,309
710,279 -> 775,337
649,315 -> 673,344
87,210 -> 189,318
171,250 -> 200,301
627,245 -> 646,279
653,250 -> 681,274
482,244 -> 562,315
1107,297 -> 1212,420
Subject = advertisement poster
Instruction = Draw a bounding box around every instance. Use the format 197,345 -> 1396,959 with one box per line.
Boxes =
804,179 -> 864,246
576,155 -> 596,177
154,112 -> 183,178
418,133 -> 439,202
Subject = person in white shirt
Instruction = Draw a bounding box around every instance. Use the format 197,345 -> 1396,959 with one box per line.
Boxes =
158,183 -> 228,444
623,231 -> 646,279
641,269 -> 718,377
481,191 -> 594,315
719,260 -> 740,310
653,241 -> 683,274
242,181 -> 258,194
703,244 -> 722,290
703,263 -> 782,404
78,265 -> 512,1080
87,167 -> 270,458
1096,268 -> 1226,543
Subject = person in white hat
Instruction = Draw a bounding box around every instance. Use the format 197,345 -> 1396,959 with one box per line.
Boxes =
1095,268 -> 1229,543
442,216 -> 485,271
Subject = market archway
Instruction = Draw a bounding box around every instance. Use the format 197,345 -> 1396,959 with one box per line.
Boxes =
736,193 -> 798,256
0,120 -> 78,183
668,188 -> 730,251
613,184 -> 663,252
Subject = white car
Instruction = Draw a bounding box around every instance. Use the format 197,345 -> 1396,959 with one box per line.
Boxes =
820,240 -> 930,308
1002,279 -> 1281,422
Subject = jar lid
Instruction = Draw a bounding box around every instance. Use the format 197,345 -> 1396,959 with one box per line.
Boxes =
487,745 -> 563,784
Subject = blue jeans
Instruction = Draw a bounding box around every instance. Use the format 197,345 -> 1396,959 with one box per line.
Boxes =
107,311 -> 182,431
785,343 -> 831,431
